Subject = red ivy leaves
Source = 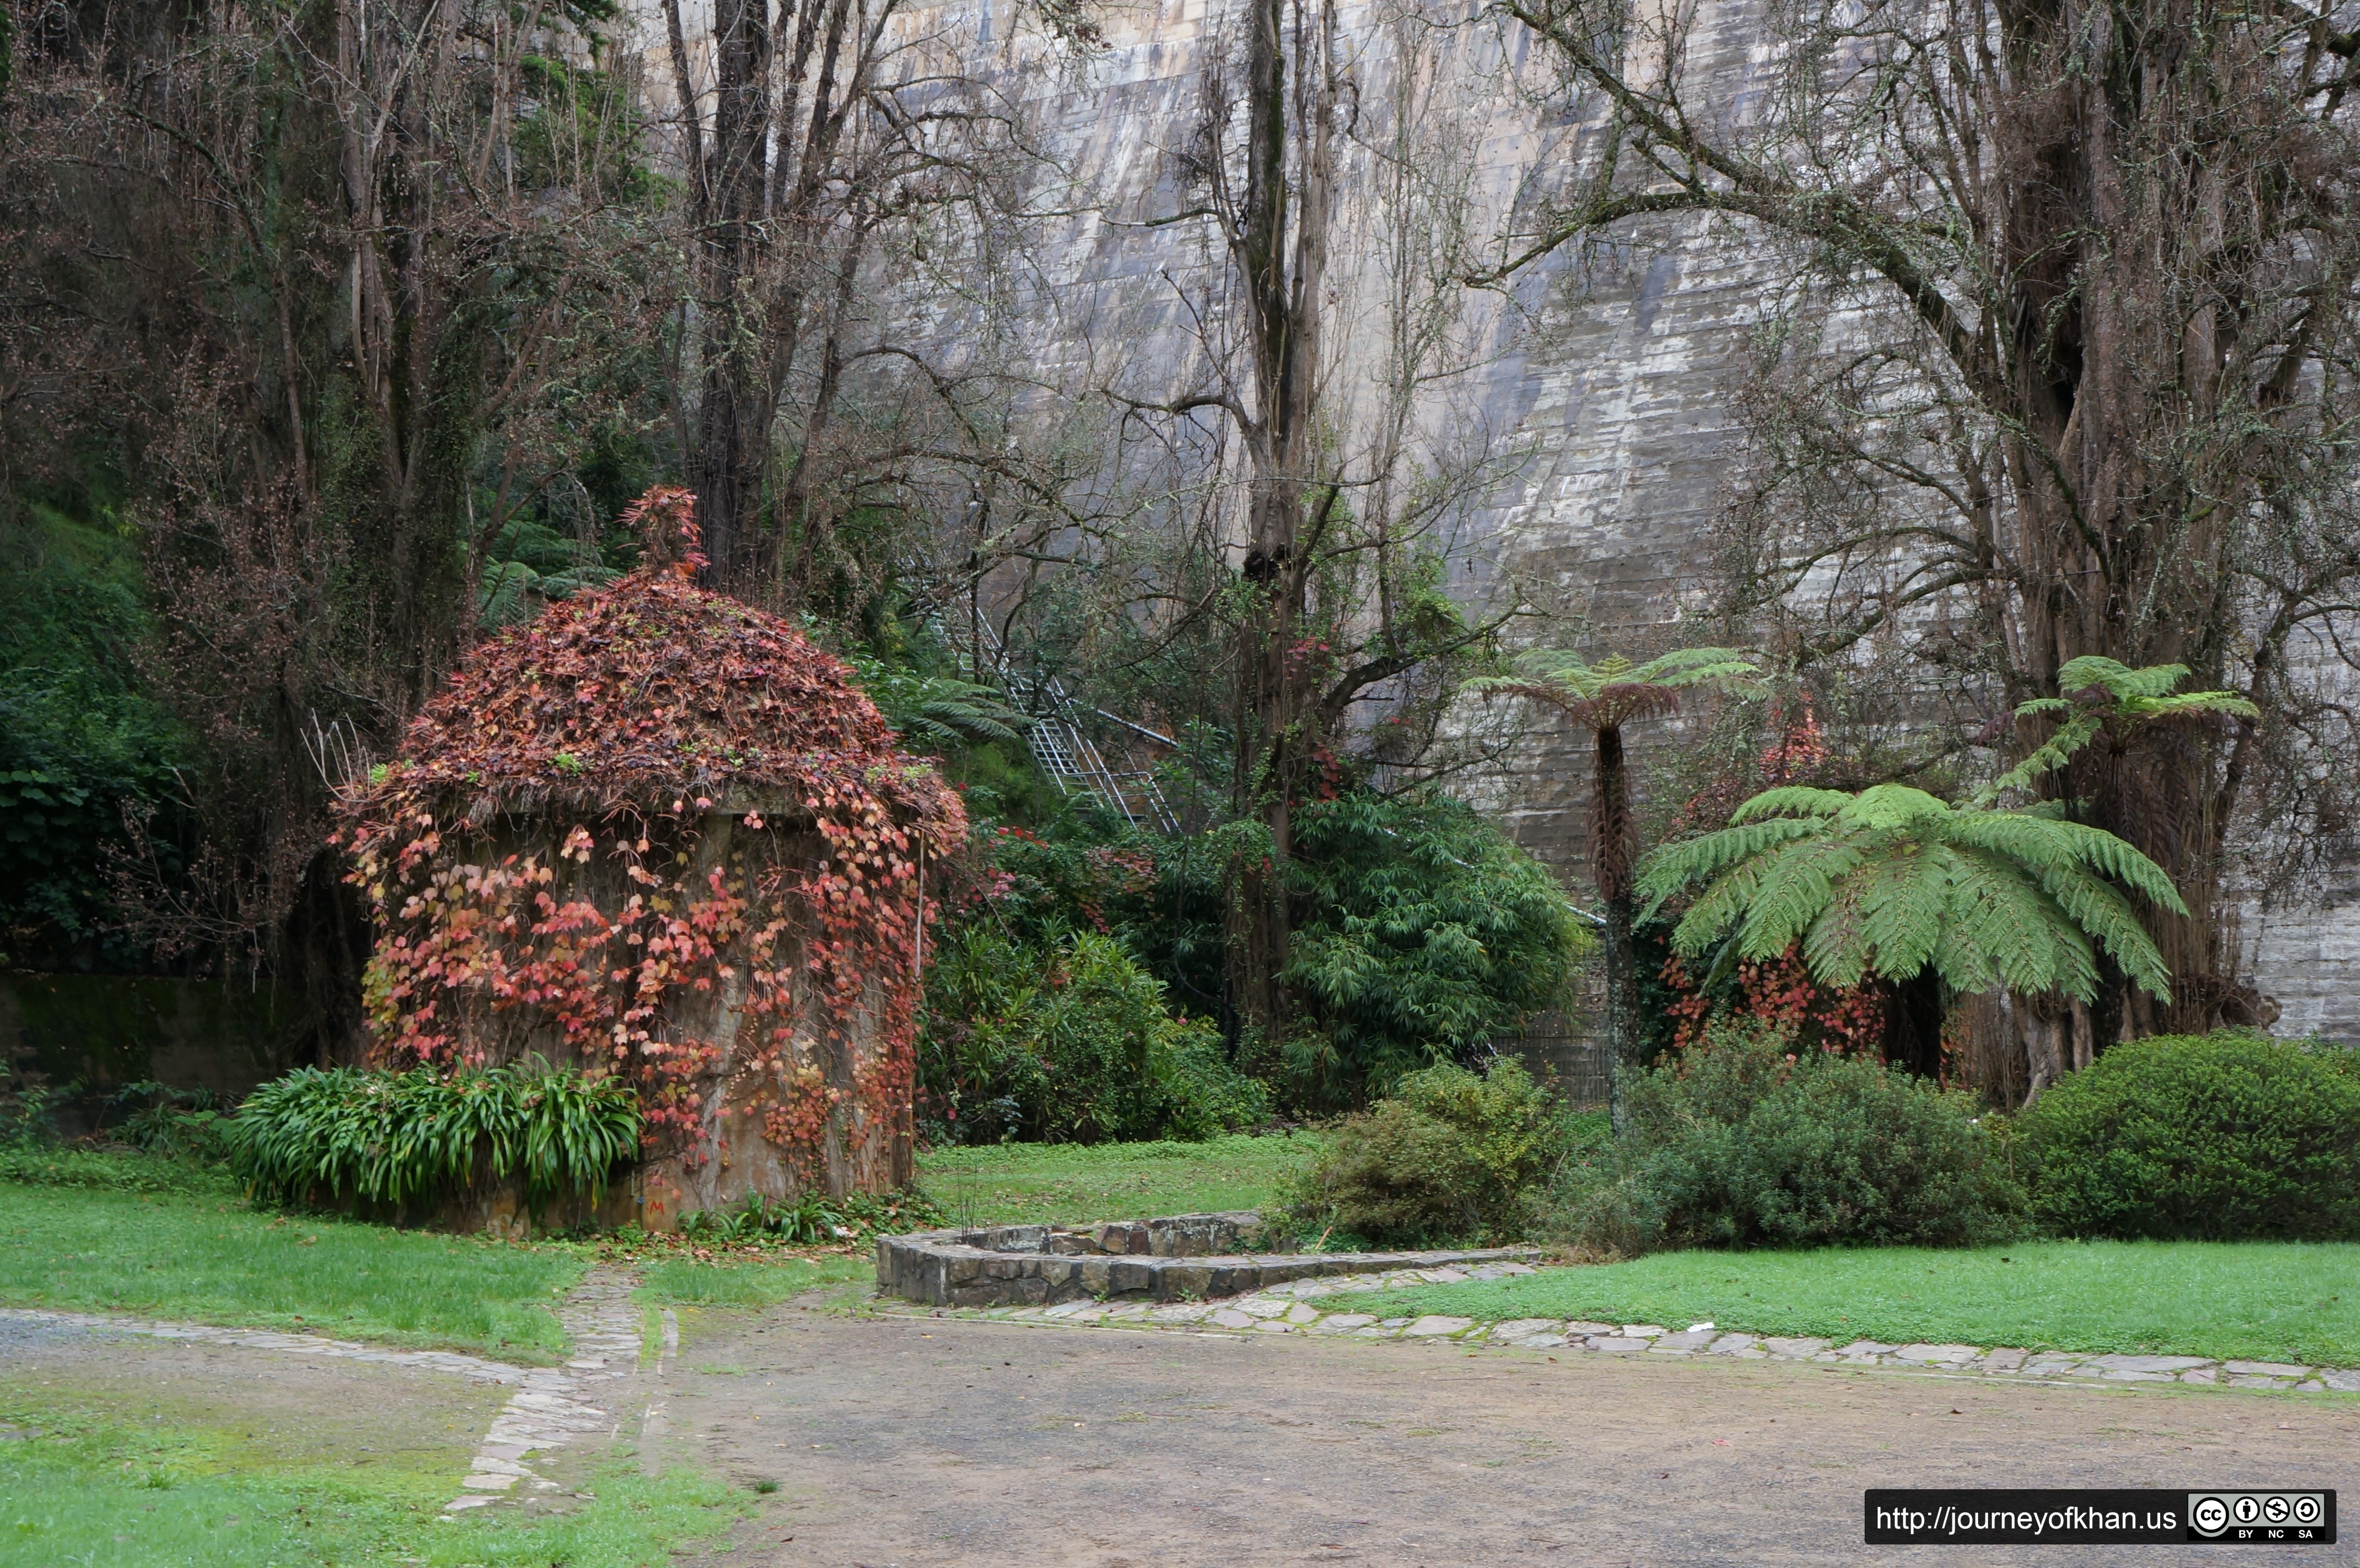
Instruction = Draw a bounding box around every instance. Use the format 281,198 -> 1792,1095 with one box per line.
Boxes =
336,487 -> 966,1170
1660,947 -> 1885,1056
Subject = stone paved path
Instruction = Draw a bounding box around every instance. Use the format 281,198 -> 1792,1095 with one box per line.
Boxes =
902,1261 -> 2360,1395
442,1262 -> 666,1512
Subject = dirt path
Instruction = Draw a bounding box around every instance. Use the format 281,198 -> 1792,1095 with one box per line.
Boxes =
664,1304 -> 2357,1568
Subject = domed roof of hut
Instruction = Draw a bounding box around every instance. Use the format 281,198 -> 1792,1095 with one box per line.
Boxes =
342,487 -> 960,836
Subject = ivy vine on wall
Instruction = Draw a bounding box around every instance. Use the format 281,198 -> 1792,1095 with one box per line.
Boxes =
330,489 -> 966,1190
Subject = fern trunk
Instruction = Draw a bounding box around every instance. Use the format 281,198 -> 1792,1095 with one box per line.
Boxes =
1594,724 -> 1642,1131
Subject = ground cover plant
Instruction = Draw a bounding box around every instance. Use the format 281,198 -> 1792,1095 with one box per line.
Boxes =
226,1061 -> 641,1209
637,1252 -> 873,1309
2019,1032 -> 2360,1240
915,1132 -> 1322,1225
0,1180 -> 581,1360
0,1381 -> 746,1568
677,1186 -> 947,1246
1351,1241 -> 2360,1368
0,1141 -> 243,1197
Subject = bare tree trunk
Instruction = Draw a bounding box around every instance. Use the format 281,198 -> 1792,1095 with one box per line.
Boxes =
691,0 -> 776,583
1226,0 -> 1337,1046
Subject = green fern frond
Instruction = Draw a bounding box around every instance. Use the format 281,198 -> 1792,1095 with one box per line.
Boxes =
2038,819 -> 2188,914
1944,849 -> 2067,995
1628,647 -> 1762,688
1978,714 -> 2102,803
1926,927 -> 2000,996
1852,843 -> 1950,979
1837,784 -> 1951,833
2129,690 -> 2259,722
1800,874 -> 1873,989
2057,656 -> 2183,700
1635,817 -> 1824,906
1730,786 -> 1854,822
2035,862 -> 2175,998
1669,856 -> 1771,955
1733,836 -> 1866,960
1940,810 -> 2079,871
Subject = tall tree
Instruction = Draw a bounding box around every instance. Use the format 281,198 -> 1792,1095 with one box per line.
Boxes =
0,0 -> 673,1037
1496,0 -> 2360,1040
1094,0 -> 1524,1050
662,0 -> 1098,605
1472,648 -> 1758,1118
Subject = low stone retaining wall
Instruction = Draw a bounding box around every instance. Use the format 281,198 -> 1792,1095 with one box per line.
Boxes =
875,1211 -> 1530,1308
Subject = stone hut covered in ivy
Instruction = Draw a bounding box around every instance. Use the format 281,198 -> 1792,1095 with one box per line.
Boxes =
335,488 -> 966,1227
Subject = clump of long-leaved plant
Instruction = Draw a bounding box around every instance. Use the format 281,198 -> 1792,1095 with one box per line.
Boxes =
224,1060 -> 640,1207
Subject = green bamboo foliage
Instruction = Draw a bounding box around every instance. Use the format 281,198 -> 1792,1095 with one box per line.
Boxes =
224,1062 -> 641,1208
1636,784 -> 2188,1004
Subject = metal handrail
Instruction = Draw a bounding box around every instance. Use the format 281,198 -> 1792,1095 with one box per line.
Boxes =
934,612 -> 1179,833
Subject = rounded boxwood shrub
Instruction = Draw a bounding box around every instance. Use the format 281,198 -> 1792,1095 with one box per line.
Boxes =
1276,1057 -> 1564,1246
2018,1032 -> 2360,1240
1555,1024 -> 2027,1253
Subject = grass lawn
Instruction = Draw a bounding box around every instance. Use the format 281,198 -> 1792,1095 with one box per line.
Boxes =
0,1179 -> 583,1362
637,1252 -> 873,1309
916,1131 -> 1320,1226
0,1381 -> 746,1568
1356,1241 -> 2360,1367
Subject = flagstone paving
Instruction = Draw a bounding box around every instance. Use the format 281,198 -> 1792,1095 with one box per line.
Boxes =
442,1264 -> 663,1513
888,1260 -> 2360,1396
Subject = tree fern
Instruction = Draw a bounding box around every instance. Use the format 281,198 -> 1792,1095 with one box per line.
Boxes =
1979,661 -> 2258,804
1639,782 -> 2186,1005
1467,642 -> 1761,1124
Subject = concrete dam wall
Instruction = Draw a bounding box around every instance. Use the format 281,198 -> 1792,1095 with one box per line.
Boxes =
622,0 -> 2360,1041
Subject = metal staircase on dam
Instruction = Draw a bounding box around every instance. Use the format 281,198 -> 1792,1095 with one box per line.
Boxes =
937,613 -> 1181,834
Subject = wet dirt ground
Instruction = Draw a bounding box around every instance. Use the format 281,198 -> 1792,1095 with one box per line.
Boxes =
659,1303 -> 2358,1568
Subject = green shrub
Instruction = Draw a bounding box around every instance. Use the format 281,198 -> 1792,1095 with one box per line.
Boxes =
922,929 -> 1267,1143
2018,1032 -> 2360,1241
1277,1057 -> 1564,1246
1555,1024 -> 2027,1253
1279,791 -> 1588,1111
223,1061 -> 640,1208
106,1080 -> 231,1164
